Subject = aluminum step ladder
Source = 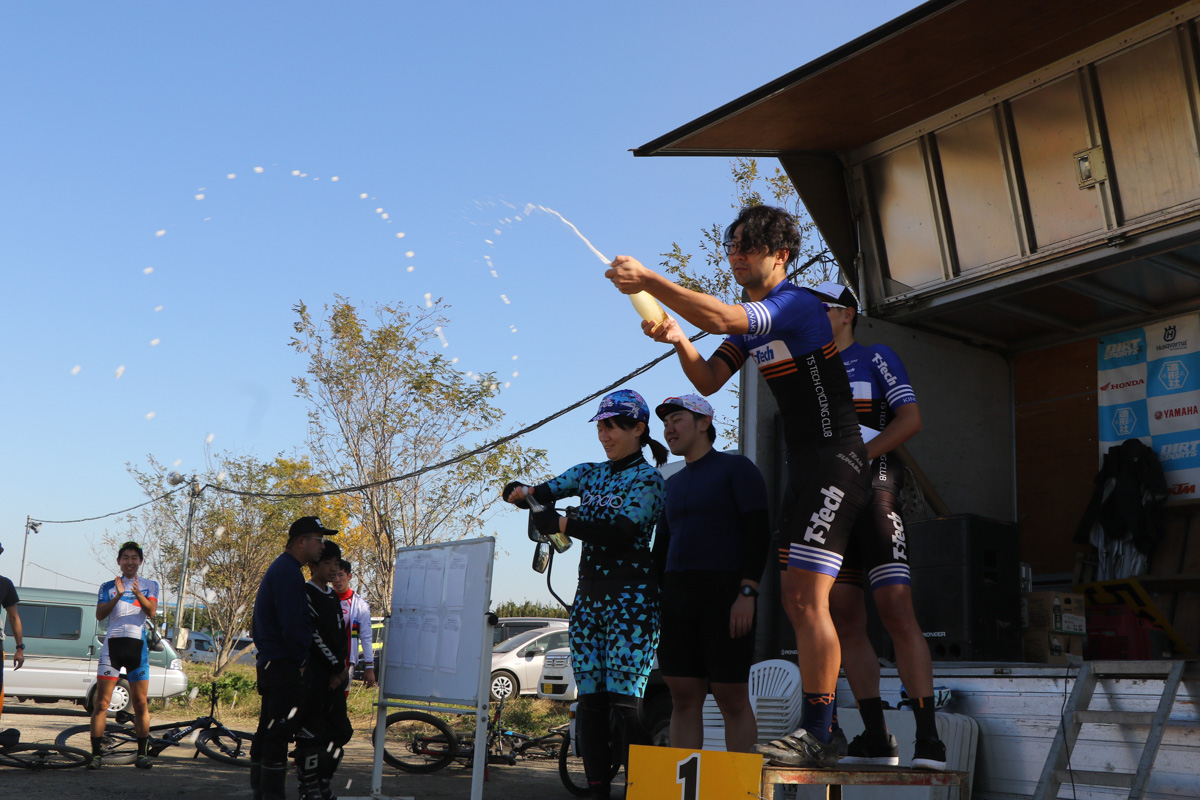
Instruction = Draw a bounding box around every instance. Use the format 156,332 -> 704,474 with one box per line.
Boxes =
1032,660 -> 1184,800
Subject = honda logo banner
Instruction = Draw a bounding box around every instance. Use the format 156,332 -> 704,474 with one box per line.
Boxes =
1098,313 -> 1200,503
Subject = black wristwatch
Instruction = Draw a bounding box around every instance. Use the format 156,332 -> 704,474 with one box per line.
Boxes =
15,644 -> 25,650
739,585 -> 759,598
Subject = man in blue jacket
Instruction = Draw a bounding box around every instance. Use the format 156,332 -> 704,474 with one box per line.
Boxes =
249,516 -> 336,800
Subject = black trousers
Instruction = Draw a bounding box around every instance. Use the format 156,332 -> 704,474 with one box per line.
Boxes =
251,659 -> 310,769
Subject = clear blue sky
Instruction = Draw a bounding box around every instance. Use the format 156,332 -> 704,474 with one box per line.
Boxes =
1,1 -> 921,609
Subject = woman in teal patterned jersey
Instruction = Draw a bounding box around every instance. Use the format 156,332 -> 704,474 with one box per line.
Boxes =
504,388 -> 667,800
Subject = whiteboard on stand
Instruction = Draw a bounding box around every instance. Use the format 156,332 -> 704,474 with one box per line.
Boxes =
380,536 -> 495,707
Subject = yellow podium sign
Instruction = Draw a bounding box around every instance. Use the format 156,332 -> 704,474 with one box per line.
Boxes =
627,745 -> 762,800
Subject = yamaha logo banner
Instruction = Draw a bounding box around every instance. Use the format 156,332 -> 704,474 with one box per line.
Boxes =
1098,313 -> 1200,503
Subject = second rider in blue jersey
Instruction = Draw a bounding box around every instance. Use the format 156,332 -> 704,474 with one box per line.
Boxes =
505,388 -> 668,800
811,280 -> 946,772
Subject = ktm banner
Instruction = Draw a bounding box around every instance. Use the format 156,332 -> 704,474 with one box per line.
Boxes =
1098,313 -> 1200,504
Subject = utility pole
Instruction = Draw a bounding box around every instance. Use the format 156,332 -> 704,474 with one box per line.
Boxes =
19,516 -> 41,587
167,473 -> 202,646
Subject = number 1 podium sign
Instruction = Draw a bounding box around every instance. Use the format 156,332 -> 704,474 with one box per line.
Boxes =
627,745 -> 762,800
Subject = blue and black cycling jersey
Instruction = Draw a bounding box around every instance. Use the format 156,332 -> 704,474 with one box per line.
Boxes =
841,340 -> 918,491
534,451 -> 664,583
714,281 -> 860,454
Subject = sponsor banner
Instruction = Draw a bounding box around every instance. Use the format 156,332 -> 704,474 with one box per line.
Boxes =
1165,468 -> 1200,499
1151,428 -> 1200,471
1097,364 -> 1148,407
1098,329 -> 1146,369
1148,391 -> 1200,434
1147,314 -> 1199,360
1148,353 -> 1199,397
1098,313 -> 1200,505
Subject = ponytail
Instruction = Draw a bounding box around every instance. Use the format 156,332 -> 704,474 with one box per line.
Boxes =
640,428 -> 669,468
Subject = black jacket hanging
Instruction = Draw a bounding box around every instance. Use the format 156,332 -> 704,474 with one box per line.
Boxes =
1075,438 -> 1168,555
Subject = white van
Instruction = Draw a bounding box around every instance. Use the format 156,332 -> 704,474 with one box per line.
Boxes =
1,586 -> 188,714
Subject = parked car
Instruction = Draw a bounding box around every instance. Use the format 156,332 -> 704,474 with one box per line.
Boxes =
537,646 -> 672,746
492,616 -> 567,646
178,631 -> 218,663
489,622 -> 569,701
228,637 -> 257,665
0,586 -> 188,714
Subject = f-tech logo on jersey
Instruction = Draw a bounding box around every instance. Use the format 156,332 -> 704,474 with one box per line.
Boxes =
888,511 -> 907,561
582,491 -> 623,509
1159,441 -> 1200,462
803,486 -> 844,544
871,353 -> 898,387
1099,378 -> 1144,391
751,344 -> 775,365
1103,340 -> 1141,360
1155,405 -> 1199,420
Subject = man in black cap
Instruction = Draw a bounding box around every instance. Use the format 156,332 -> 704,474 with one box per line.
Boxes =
0,541 -> 25,721
249,516 -> 337,800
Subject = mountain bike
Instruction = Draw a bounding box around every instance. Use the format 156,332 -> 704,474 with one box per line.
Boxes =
379,695 -> 566,773
0,728 -> 90,770
56,683 -> 254,766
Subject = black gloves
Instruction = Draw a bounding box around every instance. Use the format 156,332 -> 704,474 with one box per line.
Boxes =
531,507 -> 564,538
503,481 -> 531,508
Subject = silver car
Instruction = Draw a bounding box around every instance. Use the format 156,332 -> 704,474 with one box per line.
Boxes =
489,623 -> 569,701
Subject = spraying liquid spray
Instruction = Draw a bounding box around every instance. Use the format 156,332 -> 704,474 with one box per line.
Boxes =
539,206 -> 666,327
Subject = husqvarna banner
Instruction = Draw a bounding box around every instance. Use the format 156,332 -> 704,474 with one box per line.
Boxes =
1098,313 -> 1200,503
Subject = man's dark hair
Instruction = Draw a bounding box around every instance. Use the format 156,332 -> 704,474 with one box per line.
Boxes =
118,541 -> 144,561
338,559 -> 352,574
725,205 -> 800,267
317,540 -> 342,563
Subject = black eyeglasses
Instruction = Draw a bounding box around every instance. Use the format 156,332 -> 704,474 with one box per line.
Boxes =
722,239 -> 760,256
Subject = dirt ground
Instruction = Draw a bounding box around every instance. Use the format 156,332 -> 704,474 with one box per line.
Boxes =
0,700 -> 578,800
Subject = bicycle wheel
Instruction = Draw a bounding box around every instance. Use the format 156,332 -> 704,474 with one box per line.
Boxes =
195,728 -> 255,766
0,743 -> 91,770
55,723 -> 138,766
378,711 -> 459,773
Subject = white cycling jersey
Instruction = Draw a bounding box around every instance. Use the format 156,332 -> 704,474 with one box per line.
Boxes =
98,576 -> 160,640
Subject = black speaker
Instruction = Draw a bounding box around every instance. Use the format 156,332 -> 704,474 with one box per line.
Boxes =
867,514 -> 1022,662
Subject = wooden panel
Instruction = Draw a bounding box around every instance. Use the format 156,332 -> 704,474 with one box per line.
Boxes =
1014,337 -> 1096,405
1009,74 -> 1108,248
1097,32 -> 1200,221
865,143 -> 946,290
936,110 -> 1021,271
1016,338 -> 1099,573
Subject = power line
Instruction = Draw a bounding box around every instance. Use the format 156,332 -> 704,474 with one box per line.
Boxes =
26,561 -> 96,587
31,486 -> 185,525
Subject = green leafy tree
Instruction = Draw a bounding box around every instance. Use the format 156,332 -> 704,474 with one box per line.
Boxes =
290,296 -> 547,612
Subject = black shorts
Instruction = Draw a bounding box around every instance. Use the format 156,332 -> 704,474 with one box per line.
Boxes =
775,443 -> 870,577
837,488 -> 912,590
106,636 -> 146,673
657,571 -> 754,684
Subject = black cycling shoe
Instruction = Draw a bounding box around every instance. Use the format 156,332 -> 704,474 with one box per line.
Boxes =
831,727 -> 848,759
135,754 -> 154,769
753,730 -> 839,768
87,754 -> 103,770
912,737 -> 948,771
841,732 -> 900,766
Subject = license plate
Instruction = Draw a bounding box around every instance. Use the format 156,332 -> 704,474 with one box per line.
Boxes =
542,683 -> 553,693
